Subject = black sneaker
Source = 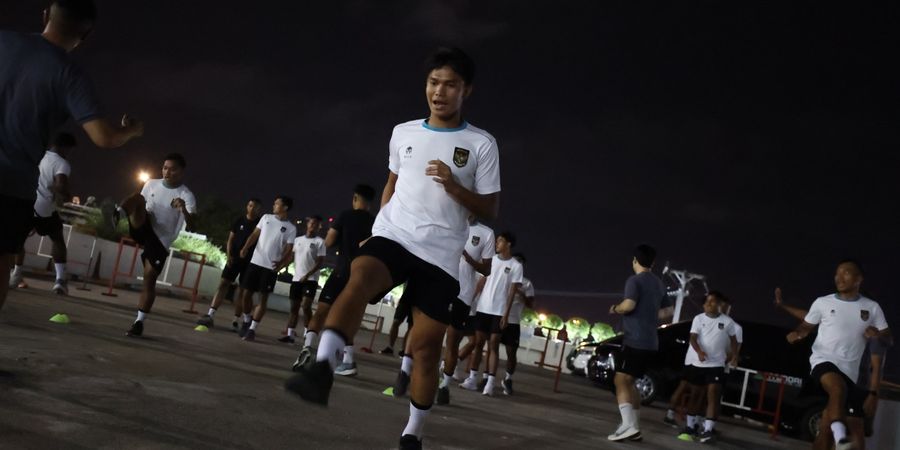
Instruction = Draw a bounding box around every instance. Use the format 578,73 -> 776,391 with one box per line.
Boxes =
126,320 -> 144,337
629,431 -> 643,442
196,314 -> 214,328
502,378 -> 514,395
293,346 -> 314,372
398,434 -> 422,450
394,370 -> 411,397
238,321 -> 251,337
231,321 -> 239,333
436,386 -> 450,405
243,329 -> 256,341
663,415 -> 678,428
379,346 -> 394,355
284,360 -> 333,406
278,335 -> 295,344
698,429 -> 714,443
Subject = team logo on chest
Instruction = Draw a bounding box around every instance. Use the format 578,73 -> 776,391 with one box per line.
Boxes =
504,267 -> 511,274
861,310 -> 870,321
718,322 -> 725,330
453,147 -> 470,168
309,243 -> 316,249
280,226 -> 287,233
471,236 -> 481,246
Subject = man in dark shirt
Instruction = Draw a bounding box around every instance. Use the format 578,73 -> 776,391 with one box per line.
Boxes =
196,198 -> 262,331
291,184 -> 376,374
1,0 -> 144,313
606,244 -> 671,441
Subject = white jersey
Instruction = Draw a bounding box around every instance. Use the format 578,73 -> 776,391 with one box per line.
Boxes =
292,235 -> 326,282
140,179 -> 197,249
33,151 -> 70,217
508,277 -> 534,325
733,321 -> 743,344
476,255 -> 524,317
373,119 -> 501,279
805,294 -> 889,382
458,223 -> 496,305
685,313 -> 737,368
250,214 -> 297,270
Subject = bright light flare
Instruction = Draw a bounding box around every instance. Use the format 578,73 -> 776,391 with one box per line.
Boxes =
138,171 -> 150,183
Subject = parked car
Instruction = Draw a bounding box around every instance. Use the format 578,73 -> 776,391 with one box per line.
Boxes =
586,320 -> 825,441
566,341 -> 600,376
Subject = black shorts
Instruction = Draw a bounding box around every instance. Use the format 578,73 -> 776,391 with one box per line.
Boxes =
129,219 -> 168,273
462,314 -> 477,336
684,365 -> 726,386
357,237 -> 459,325
33,212 -> 64,237
290,280 -> 319,300
240,263 -> 277,294
1,195 -> 34,254
449,298 -> 471,331
617,346 -> 656,379
319,271 -> 348,305
501,323 -> 521,347
811,362 -> 867,418
475,312 -> 503,335
221,258 -> 250,283
394,293 -> 413,325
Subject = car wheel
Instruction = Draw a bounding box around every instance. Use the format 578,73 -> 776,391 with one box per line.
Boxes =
798,405 -> 823,442
635,372 -> 659,406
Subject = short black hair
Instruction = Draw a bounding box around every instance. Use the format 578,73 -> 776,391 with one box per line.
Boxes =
276,196 -> 293,211
634,244 -> 657,268
838,259 -> 864,276
164,153 -> 187,169
424,47 -> 475,85
707,290 -> 729,304
308,215 -> 323,222
513,252 -> 527,265
53,132 -> 77,148
249,197 -> 262,205
354,184 -> 376,203
498,231 -> 517,247
51,0 -> 97,37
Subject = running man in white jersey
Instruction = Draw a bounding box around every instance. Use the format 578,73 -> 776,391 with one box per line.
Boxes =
463,232 -> 523,397
10,133 -> 77,294
122,153 -> 196,337
236,196 -> 297,341
786,260 -> 892,450
285,48 -> 501,450
501,253 -> 534,395
279,215 -> 326,344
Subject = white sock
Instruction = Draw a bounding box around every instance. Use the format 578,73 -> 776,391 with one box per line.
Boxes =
207,308 -> 216,317
401,402 -> 430,439
666,409 -> 675,420
136,310 -> 147,322
469,369 -> 478,380
54,263 -> 65,280
12,265 -> 23,275
439,372 -> 451,389
830,421 -> 848,442
687,415 -> 698,428
485,375 -> 496,390
401,356 -> 413,375
287,328 -> 295,337
305,330 -> 318,348
343,345 -> 354,364
505,371 -> 513,381
618,403 -> 634,428
315,330 -> 346,370
242,313 -> 252,323
704,419 -> 715,432
249,320 -> 259,331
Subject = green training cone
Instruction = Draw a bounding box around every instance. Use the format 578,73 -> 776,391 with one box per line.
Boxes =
382,387 -> 394,396
49,313 -> 70,324
194,325 -> 209,332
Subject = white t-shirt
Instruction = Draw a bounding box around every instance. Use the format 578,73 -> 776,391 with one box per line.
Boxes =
805,294 -> 889,382
250,214 -> 297,270
140,179 -> 197,249
476,255 -> 524,317
508,277 -> 535,325
34,151 -> 71,217
292,235 -> 326,282
685,313 -> 737,368
372,119 -> 501,279
457,222 -> 496,305
732,321 -> 743,344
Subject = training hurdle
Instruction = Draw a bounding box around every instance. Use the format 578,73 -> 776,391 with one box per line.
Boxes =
721,368 -> 789,439
141,248 -> 207,314
101,237 -> 142,297
359,301 -> 386,353
533,325 -> 569,393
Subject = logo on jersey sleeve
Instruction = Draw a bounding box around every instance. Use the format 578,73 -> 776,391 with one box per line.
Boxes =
471,236 -> 481,246
453,147 -> 470,167
718,322 -> 725,330
861,310 -> 870,321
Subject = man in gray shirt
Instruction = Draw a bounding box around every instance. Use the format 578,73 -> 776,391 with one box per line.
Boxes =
606,244 -> 672,441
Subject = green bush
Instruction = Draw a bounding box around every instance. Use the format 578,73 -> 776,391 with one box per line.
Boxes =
171,235 -> 227,269
590,322 -> 617,342
565,317 -> 591,341
521,308 -> 539,326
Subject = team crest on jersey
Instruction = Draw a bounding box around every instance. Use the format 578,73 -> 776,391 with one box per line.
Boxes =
309,243 -> 316,249
718,322 -> 724,330
280,226 -> 287,233
504,267 -> 511,274
406,146 -> 413,155
453,147 -> 470,167
861,310 -> 870,321
471,236 -> 481,246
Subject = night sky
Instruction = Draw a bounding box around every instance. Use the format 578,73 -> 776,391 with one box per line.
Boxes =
3,2 -> 898,378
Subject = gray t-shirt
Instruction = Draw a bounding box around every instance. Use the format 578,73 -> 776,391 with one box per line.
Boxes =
621,271 -> 670,351
0,31 -> 101,200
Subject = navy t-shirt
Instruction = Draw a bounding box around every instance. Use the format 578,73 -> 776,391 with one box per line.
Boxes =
0,31 -> 101,200
229,215 -> 260,259
621,271 -> 670,351
332,209 -> 375,275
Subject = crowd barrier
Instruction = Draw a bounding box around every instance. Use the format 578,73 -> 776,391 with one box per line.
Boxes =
533,325 -> 569,393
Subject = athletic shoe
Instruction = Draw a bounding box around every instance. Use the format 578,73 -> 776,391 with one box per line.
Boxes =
436,386 -> 450,405
284,360 -> 333,406
459,377 -> 479,391
242,329 -> 256,341
231,321 -> 239,333
607,424 -> 641,441
52,279 -> 68,295
335,362 -> 358,376
677,426 -> 697,442
126,320 -> 144,338
629,431 -> 643,442
835,438 -> 855,450
196,314 -> 214,329
394,371 -> 411,397
238,321 -> 251,337
398,434 -> 422,450
277,335 -> 295,344
292,346 -> 314,372
698,430 -> 714,443
502,379 -> 513,395
482,382 -> 495,397
9,271 -> 24,288
478,378 -> 488,392
379,346 -> 394,355
663,415 -> 679,428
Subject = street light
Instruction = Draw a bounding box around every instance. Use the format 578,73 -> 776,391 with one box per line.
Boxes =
138,171 -> 150,183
